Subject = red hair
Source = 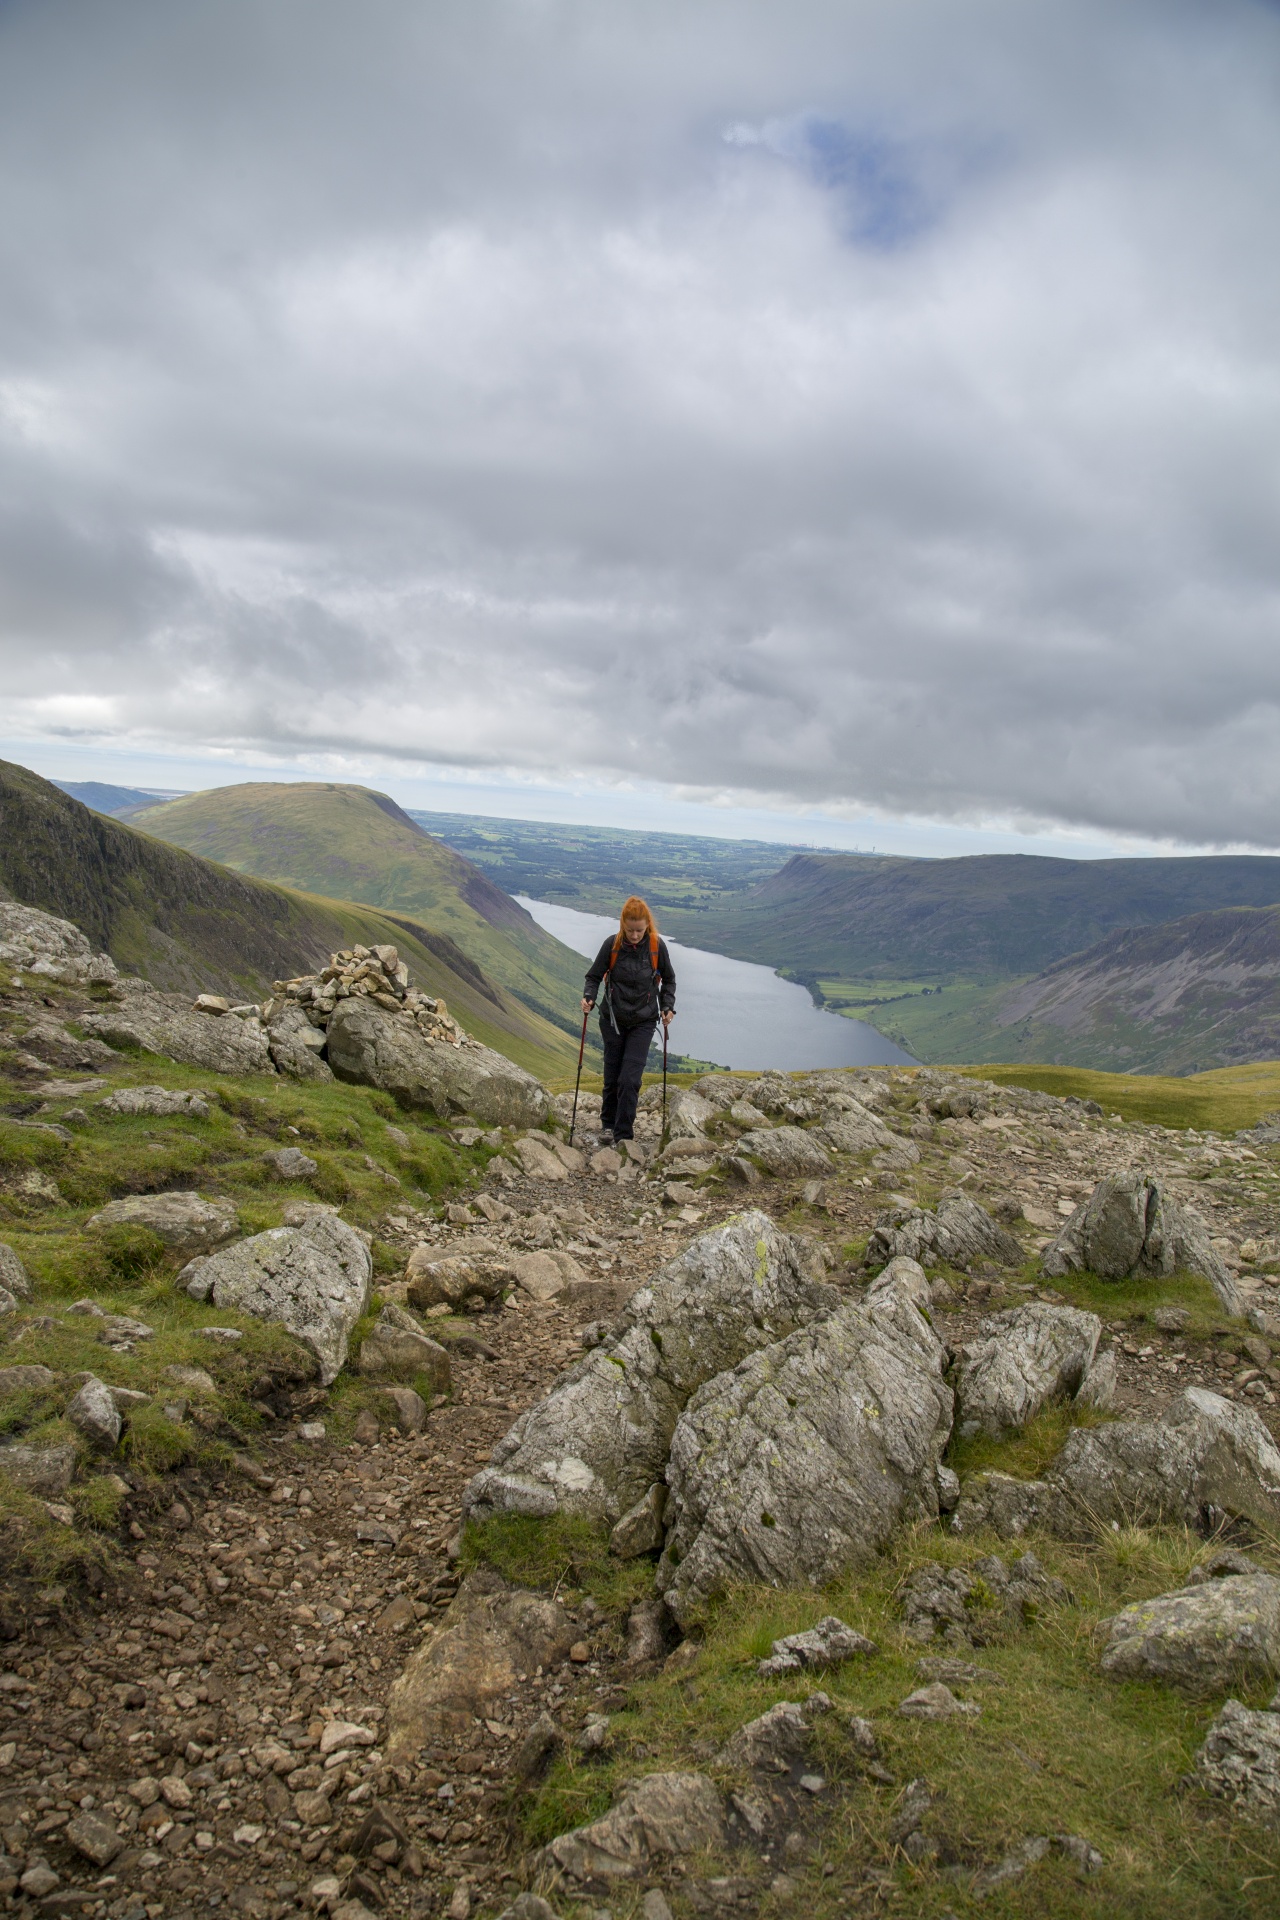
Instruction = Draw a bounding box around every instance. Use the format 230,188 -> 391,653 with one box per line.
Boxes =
618,895 -> 658,938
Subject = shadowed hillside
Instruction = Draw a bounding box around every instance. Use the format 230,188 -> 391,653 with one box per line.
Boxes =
0,759 -> 575,1080
130,782 -> 587,1038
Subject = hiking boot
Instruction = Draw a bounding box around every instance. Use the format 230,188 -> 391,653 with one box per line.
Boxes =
598,1128 -> 615,1146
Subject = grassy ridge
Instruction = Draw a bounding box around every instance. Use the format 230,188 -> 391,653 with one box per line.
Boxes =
129,782 -> 589,1042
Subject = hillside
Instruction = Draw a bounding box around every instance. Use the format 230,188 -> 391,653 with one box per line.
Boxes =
416,810 -> 837,914
876,903 -> 1280,1075
51,779 -> 182,817
128,783 -> 588,1040
0,760 -> 575,1080
664,849 -> 1280,982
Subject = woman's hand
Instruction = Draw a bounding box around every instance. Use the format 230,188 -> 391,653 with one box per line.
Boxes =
581,997 -> 594,1015
662,1009 -> 674,1028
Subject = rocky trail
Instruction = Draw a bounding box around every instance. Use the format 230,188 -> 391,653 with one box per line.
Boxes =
3,905 -> 1280,1917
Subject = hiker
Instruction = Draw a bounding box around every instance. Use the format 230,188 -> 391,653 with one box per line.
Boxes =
582,895 -> 676,1145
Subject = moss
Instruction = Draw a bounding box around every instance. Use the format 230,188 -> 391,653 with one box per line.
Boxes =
121,1403 -> 202,1473
462,1512 -> 655,1616
948,1400 -> 1117,1483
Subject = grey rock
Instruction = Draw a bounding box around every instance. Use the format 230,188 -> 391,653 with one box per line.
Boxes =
374,1385 -> 429,1433
0,1364 -> 56,1395
0,902 -> 117,984
816,1102 -> 895,1156
757,1617 -> 877,1678
717,1696 -> 831,1772
1042,1171 -> 1239,1310
535,1770 -> 726,1881
953,1303 -> 1101,1439
954,1388 -> 1280,1541
899,1682 -> 980,1719
887,1777 -> 935,1845
1053,1834 -> 1104,1877
356,1304 -> 452,1393
724,1155 -> 763,1187
464,1211 -> 837,1525
901,1551 -> 1069,1645
264,1146 -> 318,1180
496,1899 -> 558,1920
867,1192 -> 1023,1271
1074,1344 -> 1119,1411
185,1213 -> 371,1384
81,994 -> 274,1074
657,1267 -> 952,1622
736,1127 -> 834,1178
385,1574 -> 574,1762
264,1002 -> 335,1082
1186,1548 -> 1264,1585
96,1086 -> 211,1118
405,1246 -> 516,1309
1099,1574 -> 1280,1694
0,1441 -> 75,1494
511,1711 -> 563,1785
972,1835 -> 1049,1899
0,1244 -> 32,1302
64,1811 -> 123,1867
625,1598 -> 676,1665
665,1089 -> 715,1140
1193,1697 -> 1280,1829
610,1482 -> 667,1558
326,998 -> 550,1128
65,1376 -> 122,1451
509,1250 -> 587,1302
85,1190 -> 239,1260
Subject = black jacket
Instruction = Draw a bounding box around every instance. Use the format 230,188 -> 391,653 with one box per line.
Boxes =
584,933 -> 676,1030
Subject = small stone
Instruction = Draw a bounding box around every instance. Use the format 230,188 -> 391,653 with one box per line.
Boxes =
447,1887 -> 471,1920
20,1865 -> 61,1897
899,1683 -> 981,1720
299,1420 -> 326,1441
265,1147 -> 319,1181
568,1640 -> 590,1664
320,1720 -> 376,1755
129,1778 -> 161,1806
64,1810 -> 123,1867
160,1774 -> 193,1808
65,1376 -> 122,1452
798,1774 -> 825,1794
234,1823 -> 266,1845
375,1386 -> 428,1434
643,1893 -> 675,1920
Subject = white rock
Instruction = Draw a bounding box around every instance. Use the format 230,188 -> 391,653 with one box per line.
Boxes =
184,1214 -> 372,1384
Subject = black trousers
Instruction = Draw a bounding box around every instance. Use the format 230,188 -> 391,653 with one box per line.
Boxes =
599,1018 -> 655,1140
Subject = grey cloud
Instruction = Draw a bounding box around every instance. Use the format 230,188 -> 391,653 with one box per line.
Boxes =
1,0 -> 1279,844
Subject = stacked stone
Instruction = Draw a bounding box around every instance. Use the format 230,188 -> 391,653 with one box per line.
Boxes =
266,944 -> 471,1048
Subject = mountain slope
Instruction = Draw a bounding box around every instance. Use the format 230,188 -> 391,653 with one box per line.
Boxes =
662,850 -> 1280,981
0,760 -> 575,1079
128,783 -> 588,1037
51,779 -> 182,817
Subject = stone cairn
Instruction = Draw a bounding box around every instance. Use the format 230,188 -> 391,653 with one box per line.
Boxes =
265,944 -> 475,1048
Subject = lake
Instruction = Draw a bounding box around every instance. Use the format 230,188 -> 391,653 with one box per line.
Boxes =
518,897 -> 916,1071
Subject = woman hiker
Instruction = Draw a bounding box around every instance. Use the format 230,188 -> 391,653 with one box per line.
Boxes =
582,895 -> 676,1146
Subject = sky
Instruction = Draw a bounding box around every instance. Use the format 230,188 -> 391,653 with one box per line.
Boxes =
2,0 -> 1279,860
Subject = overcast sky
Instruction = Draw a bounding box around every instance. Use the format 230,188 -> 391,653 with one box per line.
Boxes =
2,0 -> 1279,855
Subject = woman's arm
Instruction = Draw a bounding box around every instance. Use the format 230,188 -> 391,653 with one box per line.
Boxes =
582,936 -> 614,1007
657,939 -> 676,1014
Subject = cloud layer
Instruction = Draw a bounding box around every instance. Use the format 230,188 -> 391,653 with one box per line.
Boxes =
2,0 -> 1279,844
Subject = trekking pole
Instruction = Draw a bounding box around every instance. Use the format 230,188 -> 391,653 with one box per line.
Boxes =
660,1015 -> 670,1151
568,1007 -> 589,1147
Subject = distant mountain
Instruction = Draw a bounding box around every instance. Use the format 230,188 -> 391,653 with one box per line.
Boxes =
51,779 -> 185,817
0,760 -> 575,1079
665,850 -> 1280,981
129,782 -> 588,1039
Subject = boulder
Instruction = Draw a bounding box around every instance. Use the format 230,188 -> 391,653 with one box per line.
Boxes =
0,902 -> 117,984
263,1002 -> 334,1082
512,1136 -> 568,1181
866,1192 -> 1024,1271
405,1247 -> 515,1310
65,1377 -> 123,1451
1042,1171 -> 1239,1310
356,1304 -> 452,1392
264,1147 -> 318,1180
899,1683 -> 980,1720
953,1303 -> 1102,1439
0,1245 -> 32,1302
609,1483 -> 667,1558
1193,1698 -> 1280,1830
1099,1574 -> 1280,1694
757,1617 -> 877,1679
900,1552 -> 1069,1646
535,1771 -> 726,1883
182,1214 -> 370,1384
510,1249 -> 588,1302
736,1127 -> 834,1178
18,1018 -> 118,1070
0,1364 -> 56,1395
384,1572 -> 574,1761
85,1191 -> 240,1261
375,1386 -> 428,1434
954,1389 -> 1280,1541
81,994 -> 275,1074
665,1090 -> 715,1140
818,1103 -> 895,1155
656,1267 -> 953,1622
96,1086 -> 211,1118
716,1696 -> 830,1771
326,999 -> 550,1128
0,1441 -> 75,1495
463,1212 -> 837,1526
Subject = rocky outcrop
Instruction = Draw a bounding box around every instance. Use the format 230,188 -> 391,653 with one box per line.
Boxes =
736,1127 -> 834,1178
952,1303 -> 1103,1439
384,1571 -> 574,1762
817,1101 -> 896,1155
97,1086 -> 211,1118
866,1192 -> 1024,1272
261,1002 -> 334,1082
954,1388 -> 1280,1541
1193,1698 -> 1280,1830
326,999 -> 549,1128
463,1212 -> 836,1526
535,1772 -> 725,1883
900,1551 -> 1070,1646
181,1214 -> 370,1384
1042,1171 -> 1238,1310
82,992 -> 275,1075
85,1191 -> 240,1260
756,1617 -> 877,1679
1099,1574 -> 1280,1694
0,902 -> 118,984
656,1265 -> 953,1622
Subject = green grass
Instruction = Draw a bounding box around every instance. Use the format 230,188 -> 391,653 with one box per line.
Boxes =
947,1400 -> 1117,1483
953,1061 -> 1280,1134
516,1518 -> 1280,1917
460,1512 -> 657,1617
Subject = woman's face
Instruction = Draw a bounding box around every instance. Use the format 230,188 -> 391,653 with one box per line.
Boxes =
623,917 -> 647,944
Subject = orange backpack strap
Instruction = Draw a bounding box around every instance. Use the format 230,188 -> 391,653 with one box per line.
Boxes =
606,928 -> 660,978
